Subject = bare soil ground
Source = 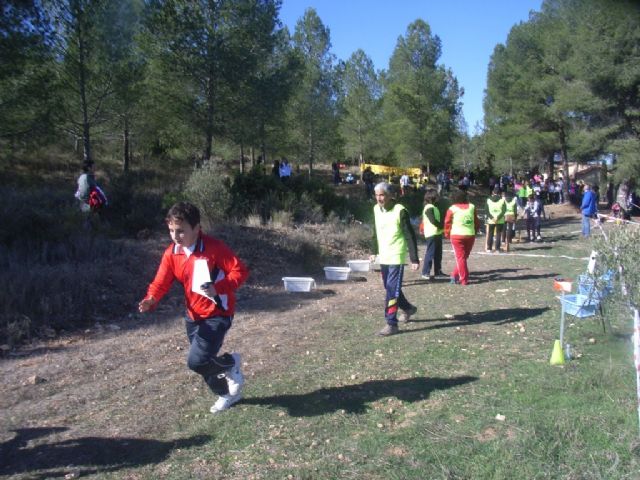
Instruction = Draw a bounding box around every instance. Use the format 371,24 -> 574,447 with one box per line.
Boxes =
0,200 -> 588,478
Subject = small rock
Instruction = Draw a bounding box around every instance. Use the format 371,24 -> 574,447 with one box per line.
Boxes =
26,375 -> 46,385
589,338 -> 596,344
495,414 -> 506,421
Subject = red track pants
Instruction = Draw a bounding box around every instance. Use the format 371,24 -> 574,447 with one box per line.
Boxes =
450,235 -> 475,285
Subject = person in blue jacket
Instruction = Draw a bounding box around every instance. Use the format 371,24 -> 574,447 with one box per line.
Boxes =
580,184 -> 598,237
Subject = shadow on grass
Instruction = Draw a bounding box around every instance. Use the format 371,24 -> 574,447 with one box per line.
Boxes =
0,427 -> 209,479
474,267 -> 523,275
516,245 -> 554,251
471,272 -> 558,283
242,375 -> 477,416
406,306 -> 550,331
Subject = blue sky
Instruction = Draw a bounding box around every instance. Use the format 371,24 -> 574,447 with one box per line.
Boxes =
279,0 -> 542,135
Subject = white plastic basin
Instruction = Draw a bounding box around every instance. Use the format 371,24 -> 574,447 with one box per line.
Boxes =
282,277 -> 316,292
347,260 -> 371,272
324,267 -> 350,281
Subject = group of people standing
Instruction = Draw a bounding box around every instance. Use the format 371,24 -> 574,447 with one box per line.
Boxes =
370,183 -> 483,336
368,177 -> 578,336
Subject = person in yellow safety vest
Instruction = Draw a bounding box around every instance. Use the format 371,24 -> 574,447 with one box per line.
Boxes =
517,179 -> 532,208
420,189 -> 447,280
369,182 -> 420,336
443,189 -> 480,286
485,186 -> 507,253
501,190 -> 518,247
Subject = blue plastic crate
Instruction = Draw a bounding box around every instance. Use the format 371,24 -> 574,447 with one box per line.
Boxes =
558,294 -> 599,318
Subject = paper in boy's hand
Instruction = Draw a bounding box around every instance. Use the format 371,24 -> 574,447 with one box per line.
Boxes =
192,259 -> 215,301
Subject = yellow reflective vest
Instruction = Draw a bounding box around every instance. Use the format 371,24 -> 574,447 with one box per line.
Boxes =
486,197 -> 506,224
449,204 -> 476,236
517,185 -> 532,198
422,204 -> 443,238
374,203 -> 408,264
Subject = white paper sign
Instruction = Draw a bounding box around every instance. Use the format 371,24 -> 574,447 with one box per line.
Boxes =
191,258 -> 214,300
588,251 -> 597,274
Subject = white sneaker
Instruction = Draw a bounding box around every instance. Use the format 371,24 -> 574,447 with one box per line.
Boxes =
210,392 -> 242,413
226,352 -> 244,396
536,235 -> 542,241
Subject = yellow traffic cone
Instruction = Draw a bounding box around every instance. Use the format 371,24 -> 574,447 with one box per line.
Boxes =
549,339 -> 565,365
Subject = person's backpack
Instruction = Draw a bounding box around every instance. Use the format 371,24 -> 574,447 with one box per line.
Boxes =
88,186 -> 107,212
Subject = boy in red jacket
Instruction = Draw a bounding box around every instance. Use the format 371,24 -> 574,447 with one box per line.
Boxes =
139,202 -> 249,413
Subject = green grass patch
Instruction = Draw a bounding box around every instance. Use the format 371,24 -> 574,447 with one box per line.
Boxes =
20,214 -> 640,479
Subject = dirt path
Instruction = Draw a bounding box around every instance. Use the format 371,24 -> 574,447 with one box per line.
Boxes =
0,203 -> 587,475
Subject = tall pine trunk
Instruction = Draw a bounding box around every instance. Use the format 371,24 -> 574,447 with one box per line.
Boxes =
76,9 -> 92,164
559,126 -> 570,203
123,116 -> 130,172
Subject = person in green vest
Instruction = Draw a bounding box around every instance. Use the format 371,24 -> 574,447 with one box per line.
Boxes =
443,189 -> 480,285
421,189 -> 446,280
501,190 -> 518,251
485,186 -> 507,253
517,179 -> 532,208
370,182 -> 420,336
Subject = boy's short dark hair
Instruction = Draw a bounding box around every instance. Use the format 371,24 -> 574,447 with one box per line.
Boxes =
166,202 -> 200,228
423,189 -> 438,205
452,189 -> 468,204
82,160 -> 94,172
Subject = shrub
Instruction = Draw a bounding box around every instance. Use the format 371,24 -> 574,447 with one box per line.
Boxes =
184,161 -> 232,226
270,210 -> 294,228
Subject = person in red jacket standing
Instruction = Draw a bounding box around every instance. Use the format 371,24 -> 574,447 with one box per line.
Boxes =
443,189 -> 480,285
139,202 -> 249,413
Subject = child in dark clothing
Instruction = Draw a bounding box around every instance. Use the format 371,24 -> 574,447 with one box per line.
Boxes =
421,189 -> 445,279
524,194 -> 546,241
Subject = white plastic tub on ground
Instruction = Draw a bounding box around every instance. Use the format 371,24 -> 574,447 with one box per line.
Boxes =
324,266 -> 351,281
282,277 -> 316,292
347,260 -> 371,272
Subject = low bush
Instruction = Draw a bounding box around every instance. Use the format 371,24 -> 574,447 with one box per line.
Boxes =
227,169 -> 368,224
184,161 -> 233,226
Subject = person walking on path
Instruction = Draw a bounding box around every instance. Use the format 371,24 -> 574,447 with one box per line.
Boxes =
580,184 -> 598,237
370,182 -> 420,336
421,189 -> 446,280
138,202 -> 249,413
485,186 -> 506,253
444,189 -> 480,286
75,160 -> 97,213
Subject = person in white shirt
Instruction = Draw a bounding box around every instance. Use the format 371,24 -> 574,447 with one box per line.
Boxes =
400,174 -> 411,196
